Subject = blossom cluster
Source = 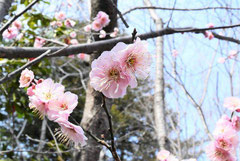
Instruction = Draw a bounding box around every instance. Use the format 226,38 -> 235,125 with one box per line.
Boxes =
206,97 -> 240,161
157,150 -> 196,161
2,21 -> 22,40
19,68 -> 87,147
89,38 -> 151,98
84,11 -> 119,38
51,11 -> 76,28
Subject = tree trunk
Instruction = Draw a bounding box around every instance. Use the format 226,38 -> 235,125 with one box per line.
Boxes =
79,0 -> 118,161
0,0 -> 13,23
143,0 -> 168,150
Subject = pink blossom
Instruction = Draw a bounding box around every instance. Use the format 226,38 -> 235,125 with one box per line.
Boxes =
214,130 -> 238,151
228,50 -> 238,59
114,38 -> 152,80
55,118 -> 87,146
13,21 -> 22,30
55,11 -> 66,20
84,24 -> 91,32
27,85 -> 35,96
64,19 -> 76,28
90,48 -> 131,98
157,150 -> 170,161
29,95 -> 47,118
204,31 -> 214,40
110,27 -> 119,38
33,78 -> 64,103
50,21 -> 57,27
70,39 -> 78,45
47,92 -> 78,121
217,57 -> 226,64
2,27 -> 19,39
91,20 -> 102,31
231,116 -> 240,131
94,11 -> 110,28
206,143 -> 236,161
223,97 -> 240,112
16,33 -> 24,40
70,31 -> 77,38
68,55 -> 75,58
77,53 -> 85,60
99,30 -> 106,38
207,23 -> 214,28
172,49 -> 178,58
56,21 -> 63,27
34,37 -> 46,48
19,68 -> 34,88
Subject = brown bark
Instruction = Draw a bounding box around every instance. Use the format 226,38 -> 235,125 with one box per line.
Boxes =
79,0 -> 118,161
0,0 -> 13,23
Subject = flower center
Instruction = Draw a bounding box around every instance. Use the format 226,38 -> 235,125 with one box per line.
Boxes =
126,55 -> 136,68
45,92 -> 52,100
60,104 -> 68,110
108,68 -> 120,81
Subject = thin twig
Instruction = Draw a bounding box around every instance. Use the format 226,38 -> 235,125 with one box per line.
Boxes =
131,28 -> 137,42
46,123 -> 61,155
0,0 -> 40,35
122,6 -> 240,16
108,0 -> 129,28
0,46 -> 68,84
101,94 -> 121,161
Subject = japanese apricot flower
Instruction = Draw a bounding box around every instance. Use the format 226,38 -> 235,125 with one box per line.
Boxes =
2,27 -> 19,39
223,97 -> 240,112
90,48 -> 131,98
19,68 -> 34,88
55,118 -> 88,146
115,37 -> 152,80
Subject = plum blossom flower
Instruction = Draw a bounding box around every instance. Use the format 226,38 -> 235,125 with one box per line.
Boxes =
94,11 -> 110,28
55,118 -> 87,146
77,53 -> 85,60
90,48 -> 131,98
228,50 -> 238,59
70,31 -> 77,38
231,116 -> 240,131
110,27 -> 119,38
114,38 -> 152,80
70,39 -> 78,45
206,143 -> 236,161
84,24 -> 91,32
2,27 -> 19,39
157,150 -> 170,161
91,11 -> 110,31
50,21 -> 57,27
91,20 -> 102,31
204,31 -> 214,40
217,57 -> 226,64
214,129 -> 238,151
34,37 -> 46,48
32,78 -> 65,104
16,33 -> 24,40
207,23 -> 214,28
223,97 -> 240,112
99,30 -> 106,38
64,19 -> 76,27
47,92 -> 78,121
55,11 -> 66,20
19,68 -> 34,88
13,21 -> 22,30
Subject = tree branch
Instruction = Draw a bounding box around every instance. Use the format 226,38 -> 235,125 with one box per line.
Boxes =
0,0 -> 40,35
1,24 -> 240,58
0,46 -> 68,84
122,6 -> 240,16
